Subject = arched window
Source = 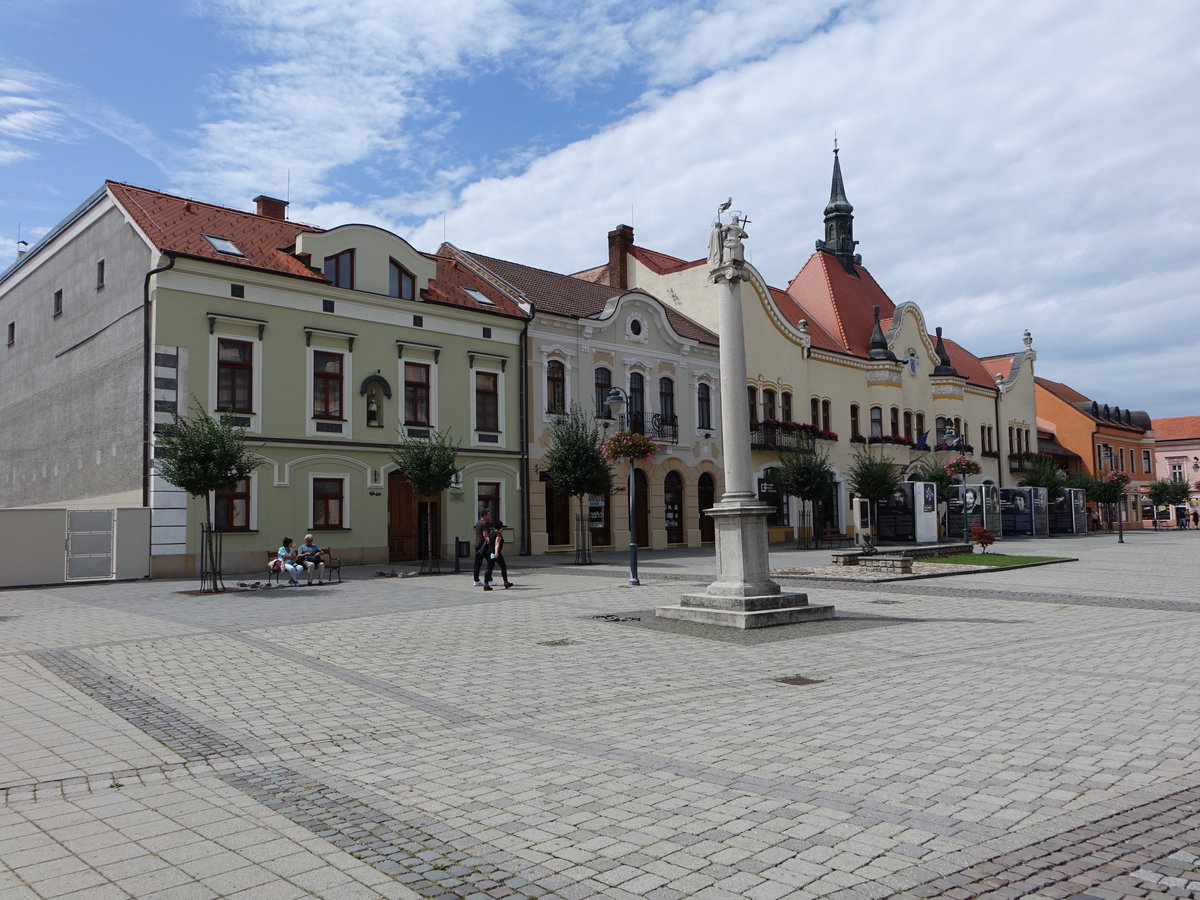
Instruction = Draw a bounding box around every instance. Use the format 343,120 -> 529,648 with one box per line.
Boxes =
821,400 -> 832,433
659,377 -> 675,421
762,389 -> 776,421
781,391 -> 793,423
629,372 -> 645,433
546,360 -> 565,414
697,382 -> 712,430
850,404 -> 861,438
747,386 -> 758,424
870,406 -> 883,437
594,367 -> 611,418
915,412 -> 926,441
903,411 -> 913,440
810,397 -> 820,427
937,416 -> 948,445
890,406 -> 900,436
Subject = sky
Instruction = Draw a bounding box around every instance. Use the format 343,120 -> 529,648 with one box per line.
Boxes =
2,0 -> 1198,417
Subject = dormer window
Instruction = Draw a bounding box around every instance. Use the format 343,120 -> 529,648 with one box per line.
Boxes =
323,250 -> 354,289
461,288 -> 495,307
203,234 -> 244,257
389,260 -> 415,300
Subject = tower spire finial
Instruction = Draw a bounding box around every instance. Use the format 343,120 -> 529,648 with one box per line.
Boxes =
815,142 -> 860,273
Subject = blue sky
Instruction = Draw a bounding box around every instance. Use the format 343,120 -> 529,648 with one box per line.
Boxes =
3,0 -> 1198,417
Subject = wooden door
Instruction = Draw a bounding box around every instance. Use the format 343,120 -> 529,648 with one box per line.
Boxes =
388,473 -> 438,561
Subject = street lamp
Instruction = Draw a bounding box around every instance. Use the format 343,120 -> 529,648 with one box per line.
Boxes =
604,386 -> 640,586
943,422 -> 969,544
1100,446 -> 1125,544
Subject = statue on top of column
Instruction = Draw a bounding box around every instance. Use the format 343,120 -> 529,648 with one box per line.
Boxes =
708,198 -> 749,284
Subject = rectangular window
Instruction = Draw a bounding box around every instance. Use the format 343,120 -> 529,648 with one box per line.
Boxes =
313,477 -> 344,528
53,289 -> 63,318
890,407 -> 900,436
216,338 -> 253,413
761,389 -> 776,422
215,477 -> 251,531
6,322 -> 13,346
476,371 -> 499,432
547,360 -> 566,414
904,411 -> 914,440
404,362 -> 430,425
96,259 -> 105,289
697,383 -> 711,430
1170,460 -> 1183,481
747,387 -> 757,425
389,259 -> 415,300
1119,447 -> 1126,472
870,406 -> 883,437
1143,450 -> 1152,474
323,250 -> 354,289
781,392 -> 792,423
850,404 -> 860,438
660,377 -> 676,421
915,412 -> 925,440
313,351 -> 343,419
478,482 -> 500,523
822,400 -> 832,434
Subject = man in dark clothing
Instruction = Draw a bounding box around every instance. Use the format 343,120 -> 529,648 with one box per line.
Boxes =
472,509 -> 491,586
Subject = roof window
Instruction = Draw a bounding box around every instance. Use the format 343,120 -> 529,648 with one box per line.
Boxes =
203,234 -> 245,257
461,288 -> 495,307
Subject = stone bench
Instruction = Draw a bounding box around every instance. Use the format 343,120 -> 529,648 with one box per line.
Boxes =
859,555 -> 913,574
830,550 -> 864,566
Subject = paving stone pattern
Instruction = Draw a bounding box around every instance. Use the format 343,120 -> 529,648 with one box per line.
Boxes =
1,532 -> 1199,898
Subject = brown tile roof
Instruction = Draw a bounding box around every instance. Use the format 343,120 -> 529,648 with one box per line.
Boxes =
448,247 -> 718,346
939,336 -> 1002,389
1151,416 -> 1200,441
1035,377 -> 1149,433
107,181 -> 324,280
629,245 -> 701,274
423,252 -> 529,319
1035,376 -> 1092,405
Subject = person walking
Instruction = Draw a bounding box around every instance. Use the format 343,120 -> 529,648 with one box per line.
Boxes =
482,522 -> 513,591
296,534 -> 325,584
472,508 -> 492,586
1192,511 -> 1199,530
277,537 -> 303,586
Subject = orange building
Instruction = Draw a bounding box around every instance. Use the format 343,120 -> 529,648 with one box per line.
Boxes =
1034,378 -> 1155,529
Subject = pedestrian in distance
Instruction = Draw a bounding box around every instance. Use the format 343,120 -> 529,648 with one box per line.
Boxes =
472,508 -> 491,586
1192,511 -> 1199,530
277,537 -> 303,586
482,522 -> 513,591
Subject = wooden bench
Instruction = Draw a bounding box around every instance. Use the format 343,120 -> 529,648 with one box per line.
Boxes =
321,549 -> 342,583
267,551 -> 284,585
818,530 -> 853,548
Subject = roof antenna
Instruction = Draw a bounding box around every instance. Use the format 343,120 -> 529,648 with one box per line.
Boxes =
833,131 -> 838,153
443,213 -> 446,244
286,169 -> 291,204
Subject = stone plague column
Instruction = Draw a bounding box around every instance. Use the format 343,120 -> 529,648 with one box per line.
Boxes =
656,203 -> 834,628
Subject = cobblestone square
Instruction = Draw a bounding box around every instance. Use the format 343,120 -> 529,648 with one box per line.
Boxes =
2,533 -> 1198,898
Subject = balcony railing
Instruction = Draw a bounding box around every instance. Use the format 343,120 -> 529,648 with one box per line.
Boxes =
750,423 -> 837,451
617,412 -> 679,444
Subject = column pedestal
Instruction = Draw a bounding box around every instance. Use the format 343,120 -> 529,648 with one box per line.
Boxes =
657,502 -> 834,629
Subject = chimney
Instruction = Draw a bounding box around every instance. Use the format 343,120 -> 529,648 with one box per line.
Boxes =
253,195 -> 289,220
607,224 -> 634,289
16,240 -> 29,259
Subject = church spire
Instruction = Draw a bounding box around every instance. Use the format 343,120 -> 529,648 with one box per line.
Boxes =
815,143 -> 861,273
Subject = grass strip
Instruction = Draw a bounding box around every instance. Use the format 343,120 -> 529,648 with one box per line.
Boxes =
921,553 -> 1069,567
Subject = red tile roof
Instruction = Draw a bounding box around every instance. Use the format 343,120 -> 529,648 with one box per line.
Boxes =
785,252 -> 896,356
1035,377 -> 1149,433
107,181 -> 324,280
939,336 -> 1001,389
1151,416 -> 1200,441
423,252 -> 529,319
766,286 -> 845,352
1035,377 -> 1092,405
448,246 -> 718,346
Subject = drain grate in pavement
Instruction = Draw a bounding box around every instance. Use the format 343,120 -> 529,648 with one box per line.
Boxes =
869,599 -> 903,604
592,614 -> 642,622
538,639 -> 578,647
775,675 -> 825,686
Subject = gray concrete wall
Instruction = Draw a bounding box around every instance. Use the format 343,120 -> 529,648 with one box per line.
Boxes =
0,507 -> 149,587
0,199 -> 152,508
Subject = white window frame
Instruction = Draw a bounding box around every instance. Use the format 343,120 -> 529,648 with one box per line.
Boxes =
210,471 -> 259,533
470,361 -> 505,447
306,342 -> 353,438
399,346 -> 440,436
309,472 -> 350,531
208,329 -> 263,433
541,350 -> 572,423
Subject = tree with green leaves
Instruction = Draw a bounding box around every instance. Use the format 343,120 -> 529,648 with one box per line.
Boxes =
775,431 -> 835,547
1018,456 -> 1066,502
909,455 -> 955,505
155,400 -> 266,591
845,444 -> 900,537
1146,479 -> 1191,528
543,403 -> 613,561
389,426 -> 463,568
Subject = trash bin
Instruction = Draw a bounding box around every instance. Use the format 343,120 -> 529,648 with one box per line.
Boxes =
454,538 -> 471,573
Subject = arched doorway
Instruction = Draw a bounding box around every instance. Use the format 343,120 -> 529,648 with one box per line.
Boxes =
664,471 -> 684,544
634,468 -> 649,548
698,473 -> 715,543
